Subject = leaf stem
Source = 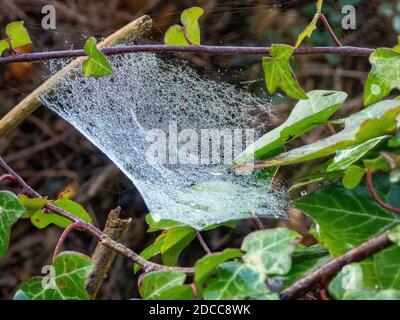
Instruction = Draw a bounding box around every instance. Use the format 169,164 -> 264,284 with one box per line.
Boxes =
195,230 -> 212,255
318,13 -> 343,47
53,222 -> 83,262
365,169 -> 400,214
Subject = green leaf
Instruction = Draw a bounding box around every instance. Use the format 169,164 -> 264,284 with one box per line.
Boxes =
30,195 -> 92,229
327,136 -> 389,172
158,285 -> 195,300
139,271 -> 186,300
194,248 -> 243,296
329,263 -> 400,300
203,261 -> 275,300
364,48 -> 400,106
262,44 -> 308,100
242,99 -> 400,169
181,7 -> 204,45
134,226 -> 195,272
235,90 -> 347,164
295,14 -> 319,48
18,194 -> 47,219
164,7 -> 204,46
82,37 -> 113,78
15,251 -> 93,300
145,214 -> 184,232
294,175 -> 400,256
0,191 -> 25,261
342,165 -> 365,190
295,0 -> 323,48
164,25 -> 188,46
0,39 -> 9,56
283,244 -> 330,288
160,227 -> 196,265
388,225 -> 400,245
364,155 -> 391,172
374,245 -> 400,290
241,228 -> 301,277
5,21 -> 31,49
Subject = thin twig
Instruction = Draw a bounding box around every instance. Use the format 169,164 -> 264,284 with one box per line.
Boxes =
0,45 -> 373,65
0,156 -> 194,274
52,222 -> 82,261
318,13 -> 343,47
281,230 -> 393,300
195,230 -> 212,255
365,169 -> 400,214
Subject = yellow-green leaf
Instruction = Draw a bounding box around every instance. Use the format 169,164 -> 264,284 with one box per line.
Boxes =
82,37 -> 113,78
262,44 -> 308,100
5,21 -> 31,49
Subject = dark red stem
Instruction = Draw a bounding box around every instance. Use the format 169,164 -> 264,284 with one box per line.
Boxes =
365,169 -> 400,214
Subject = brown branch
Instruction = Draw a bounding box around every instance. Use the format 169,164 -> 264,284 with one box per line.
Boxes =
281,230 -> 393,300
365,169 -> 400,214
0,45 -> 372,66
0,15 -> 153,138
85,207 -> 131,299
0,156 -> 194,275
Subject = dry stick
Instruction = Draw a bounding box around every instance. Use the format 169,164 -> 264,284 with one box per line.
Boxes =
85,207 -> 131,299
0,156 -> 194,274
0,15 -> 153,138
281,230 -> 393,300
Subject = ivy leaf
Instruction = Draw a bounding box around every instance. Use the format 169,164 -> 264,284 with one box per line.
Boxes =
235,90 -> 347,163
262,44 -> 308,100
0,191 -> 25,261
364,48 -> 400,106
374,245 -> 400,290
30,194 -> 92,229
241,228 -> 301,277
342,165 -> 365,190
194,248 -> 243,296
164,7 -> 204,46
329,263 -> 400,300
240,99 -> 400,170
294,175 -> 400,256
18,194 -> 47,219
134,226 -> 195,272
327,136 -> 389,172
139,271 -> 186,300
180,7 -> 204,45
145,214 -> 184,232
295,0 -> 323,48
0,39 -> 9,56
388,225 -> 400,245
158,285 -> 195,300
15,251 -> 93,300
5,21 -> 31,49
82,37 -> 113,78
203,262 -> 276,300
283,244 -> 330,288
164,25 -> 188,46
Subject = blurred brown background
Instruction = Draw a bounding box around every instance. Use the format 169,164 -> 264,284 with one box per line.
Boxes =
0,0 -> 398,299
